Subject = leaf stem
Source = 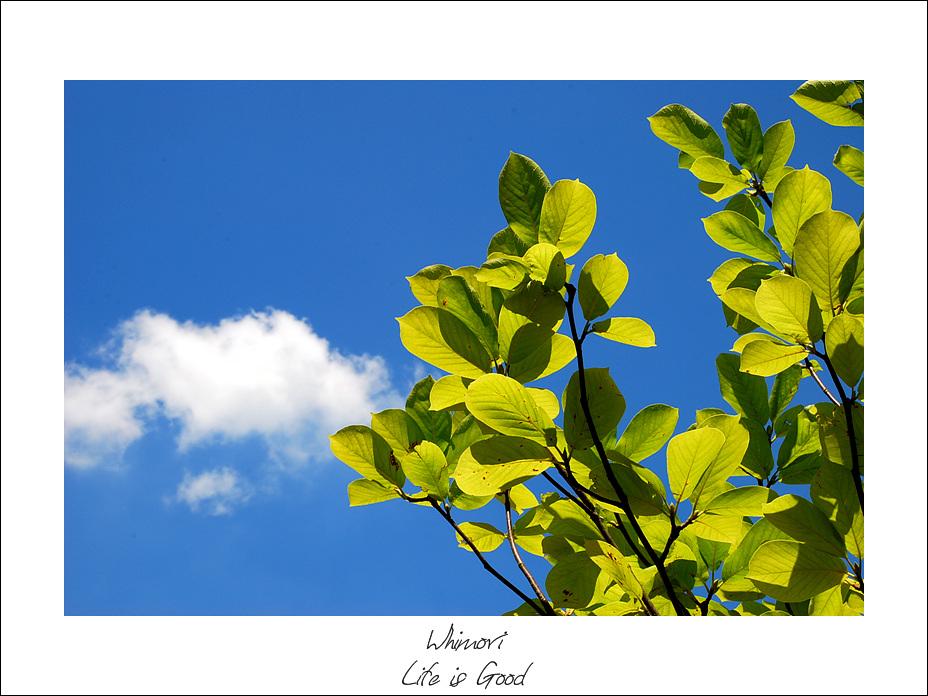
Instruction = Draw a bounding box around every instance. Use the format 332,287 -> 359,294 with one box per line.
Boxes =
564,284 -> 689,616
428,499 -> 556,615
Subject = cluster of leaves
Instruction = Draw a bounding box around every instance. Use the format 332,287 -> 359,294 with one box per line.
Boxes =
330,80 -> 863,616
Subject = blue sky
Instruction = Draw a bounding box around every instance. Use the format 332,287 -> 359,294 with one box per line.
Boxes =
5,2 -> 928,694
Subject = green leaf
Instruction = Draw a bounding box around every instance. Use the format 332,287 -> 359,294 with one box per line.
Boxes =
771,166 -> 833,257
762,495 -> 846,557
790,80 -> 863,127
541,497 -> 602,538
811,459 -> 864,560
498,280 -> 564,364
402,441 -> 450,500
723,103 -> 764,173
793,210 -> 861,318
397,306 -> 494,378
475,255 -> 531,290
370,408 -> 425,456
740,341 -> 809,377
648,104 -> 725,160
740,340 -> 808,377
347,478 -> 401,507
817,402 -> 864,475
544,537 -> 610,609
436,274 -> 499,359
777,408 -> 824,485
825,313 -> 864,387
833,145 -> 864,186
496,483 -> 539,513
329,425 -> 404,487
445,413 -> 486,469
741,417 -> 775,478
667,428 -> 726,503
614,404 -> 679,463
725,194 -> 764,230
702,211 -> 781,263
590,317 -> 656,347
708,258 -> 755,296
448,479 -> 494,511
523,243 -> 567,290
406,264 -> 452,306
689,156 -> 751,189
456,521 -> 507,553
405,376 -> 452,451
526,387 -> 560,420
747,540 -> 847,602
454,436 -> 553,496
701,486 -> 776,517
689,514 -> 744,544
755,275 -> 823,344
507,333 -> 576,383
594,454 -> 668,517
698,179 -> 749,202
691,414 -> 751,504
757,120 -> 795,182
429,375 -> 472,412
769,364 -> 803,421
722,517 -> 791,586
585,540 -> 646,605
562,368 -> 626,452
538,179 -> 597,258
487,226 -> 532,259
498,152 -> 551,245
464,373 -> 557,446
578,253 -> 629,321
716,353 -> 770,424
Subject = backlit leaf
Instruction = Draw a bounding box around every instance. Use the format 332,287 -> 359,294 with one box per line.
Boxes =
456,521 -> 507,553
702,211 -> 780,263
793,210 -> 861,318
757,120 -> 794,182
590,317 -> 656,347
771,166 -> 832,257
833,145 -> 864,186
648,104 -> 725,160
762,495 -> 846,556
755,275 -> 823,343
740,340 -> 808,377
454,436 -> 553,496
614,404 -> 679,463
539,179 -> 597,258
747,540 -> 846,602
790,80 -> 863,127
716,353 -> 770,424
464,374 -> 557,445
398,306 -> 494,378
562,368 -> 626,452
667,428 -> 726,503
824,313 -> 864,387
347,478 -> 401,507
499,152 -> 551,245
723,103 -> 764,173
403,441 -> 450,500
578,253 -> 629,321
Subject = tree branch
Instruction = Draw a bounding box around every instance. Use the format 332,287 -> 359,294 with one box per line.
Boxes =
428,499 -> 556,615
811,347 -> 864,514
564,284 -> 689,616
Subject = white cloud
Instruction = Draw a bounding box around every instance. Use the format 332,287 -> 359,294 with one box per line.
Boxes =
173,467 -> 253,515
64,309 -> 399,472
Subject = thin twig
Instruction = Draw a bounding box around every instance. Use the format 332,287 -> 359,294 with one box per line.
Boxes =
503,490 -> 553,613
803,359 -> 840,406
